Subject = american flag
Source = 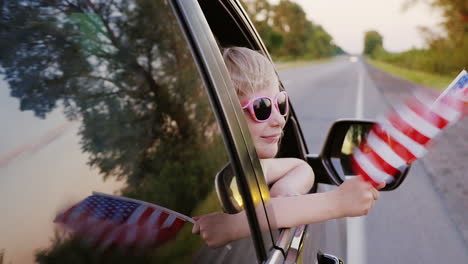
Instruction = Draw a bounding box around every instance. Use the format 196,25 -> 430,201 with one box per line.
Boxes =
54,192 -> 194,251
352,70 -> 467,186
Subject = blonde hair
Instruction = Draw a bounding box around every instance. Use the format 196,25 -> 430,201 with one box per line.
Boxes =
222,47 -> 279,96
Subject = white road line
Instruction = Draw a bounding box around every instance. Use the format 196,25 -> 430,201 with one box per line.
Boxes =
356,64 -> 365,119
347,63 -> 367,264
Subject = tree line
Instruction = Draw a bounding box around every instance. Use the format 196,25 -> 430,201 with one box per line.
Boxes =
363,0 -> 467,76
242,0 -> 345,60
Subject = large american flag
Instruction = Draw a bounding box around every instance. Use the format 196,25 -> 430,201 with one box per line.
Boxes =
352,70 -> 467,185
54,192 -> 194,251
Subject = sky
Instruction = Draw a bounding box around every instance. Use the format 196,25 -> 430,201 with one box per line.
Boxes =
0,79 -> 125,264
289,0 -> 445,54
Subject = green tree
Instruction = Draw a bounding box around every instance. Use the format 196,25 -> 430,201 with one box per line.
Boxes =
242,0 -> 284,54
241,0 -> 344,59
272,0 -> 310,57
405,0 -> 467,42
381,0 -> 468,75
363,30 -> 384,57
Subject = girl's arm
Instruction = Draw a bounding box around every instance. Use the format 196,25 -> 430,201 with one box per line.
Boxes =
192,177 -> 385,248
261,158 -> 315,197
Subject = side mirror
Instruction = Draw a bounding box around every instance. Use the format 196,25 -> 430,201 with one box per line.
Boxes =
317,250 -> 344,264
214,164 -> 244,214
307,119 -> 409,191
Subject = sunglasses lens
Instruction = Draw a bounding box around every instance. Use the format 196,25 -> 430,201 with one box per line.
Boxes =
253,97 -> 272,121
277,93 -> 288,115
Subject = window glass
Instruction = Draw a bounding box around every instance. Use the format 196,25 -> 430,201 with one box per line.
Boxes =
0,0 -> 256,263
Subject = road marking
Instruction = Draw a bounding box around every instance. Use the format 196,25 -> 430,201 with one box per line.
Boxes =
347,63 -> 367,264
356,64 -> 364,119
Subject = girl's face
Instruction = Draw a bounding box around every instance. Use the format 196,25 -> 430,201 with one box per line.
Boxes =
238,85 -> 287,159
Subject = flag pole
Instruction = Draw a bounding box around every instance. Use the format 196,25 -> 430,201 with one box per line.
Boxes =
435,69 -> 467,103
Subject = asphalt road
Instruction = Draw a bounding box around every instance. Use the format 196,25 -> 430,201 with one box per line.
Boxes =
278,57 -> 468,264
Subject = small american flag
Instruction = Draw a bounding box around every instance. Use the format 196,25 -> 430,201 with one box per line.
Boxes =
54,192 -> 194,251
352,70 -> 467,186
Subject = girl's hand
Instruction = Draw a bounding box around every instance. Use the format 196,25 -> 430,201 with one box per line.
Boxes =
192,212 -> 240,248
332,176 -> 385,217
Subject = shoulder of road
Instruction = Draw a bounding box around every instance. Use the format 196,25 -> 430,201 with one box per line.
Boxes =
364,61 -> 468,251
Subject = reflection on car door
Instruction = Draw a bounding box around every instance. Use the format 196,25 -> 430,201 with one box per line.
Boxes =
0,0 -> 258,263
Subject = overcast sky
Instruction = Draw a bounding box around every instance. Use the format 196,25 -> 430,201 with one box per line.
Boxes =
288,0 -> 444,54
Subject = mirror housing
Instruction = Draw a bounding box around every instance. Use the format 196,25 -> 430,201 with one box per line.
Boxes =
308,119 -> 410,191
215,164 -> 244,214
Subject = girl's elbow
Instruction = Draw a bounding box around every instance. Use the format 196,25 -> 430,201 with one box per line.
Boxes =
300,161 -> 315,188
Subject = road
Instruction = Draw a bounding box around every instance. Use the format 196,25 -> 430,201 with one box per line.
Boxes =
278,57 -> 468,264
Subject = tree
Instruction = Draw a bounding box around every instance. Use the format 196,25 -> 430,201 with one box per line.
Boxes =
404,0 -> 467,42
242,0 -> 284,54
272,0 -> 310,57
363,30 -> 384,57
241,0 -> 344,59
399,0 -> 467,74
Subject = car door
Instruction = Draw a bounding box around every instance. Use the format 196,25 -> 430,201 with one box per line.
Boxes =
0,0 -> 268,263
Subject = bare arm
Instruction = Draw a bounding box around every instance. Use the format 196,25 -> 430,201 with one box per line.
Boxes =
261,158 -> 315,197
193,177 -> 385,248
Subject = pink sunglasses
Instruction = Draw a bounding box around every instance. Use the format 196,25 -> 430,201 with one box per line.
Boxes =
241,91 -> 289,122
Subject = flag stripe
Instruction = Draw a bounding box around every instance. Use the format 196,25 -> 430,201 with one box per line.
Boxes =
373,123 -> 420,162
126,205 -> 148,225
351,155 -> 383,187
387,111 -> 431,145
156,211 -> 169,228
146,209 -> 162,228
438,95 -> 464,112
114,224 -> 130,247
358,142 -> 400,177
395,103 -> 441,138
161,214 -> 177,229
137,207 -> 156,226
406,98 -> 449,129
99,224 -> 126,251
87,221 -> 115,248
353,147 -> 393,184
366,130 -> 407,171
380,117 -> 428,159
124,225 -> 138,246
414,92 -> 461,122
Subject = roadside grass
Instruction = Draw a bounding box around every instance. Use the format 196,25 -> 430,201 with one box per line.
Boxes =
367,59 -> 453,91
275,58 -> 332,71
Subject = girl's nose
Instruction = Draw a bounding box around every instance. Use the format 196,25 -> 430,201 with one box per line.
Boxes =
268,106 -> 286,127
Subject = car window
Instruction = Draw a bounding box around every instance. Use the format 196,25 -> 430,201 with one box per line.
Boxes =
197,0 -> 281,252
0,0 -> 257,263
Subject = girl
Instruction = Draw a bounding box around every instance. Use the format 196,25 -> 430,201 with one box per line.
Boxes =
192,47 -> 385,248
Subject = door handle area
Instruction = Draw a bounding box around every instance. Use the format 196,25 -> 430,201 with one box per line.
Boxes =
317,250 -> 344,264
